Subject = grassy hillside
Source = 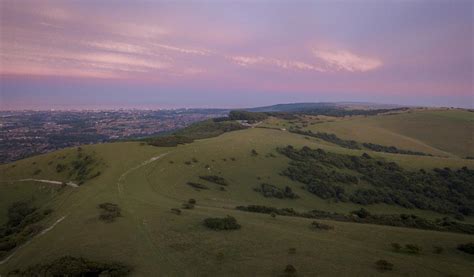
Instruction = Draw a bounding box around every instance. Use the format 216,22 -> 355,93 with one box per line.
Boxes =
1,109 -> 473,276
303,109 -> 474,158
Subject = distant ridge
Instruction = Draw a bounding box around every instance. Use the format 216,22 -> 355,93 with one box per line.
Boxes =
243,102 -> 404,113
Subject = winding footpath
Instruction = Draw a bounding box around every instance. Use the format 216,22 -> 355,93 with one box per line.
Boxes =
0,216 -> 67,265
1,178 -> 78,188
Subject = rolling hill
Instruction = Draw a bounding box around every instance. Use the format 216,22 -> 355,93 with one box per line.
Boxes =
1,108 -> 473,276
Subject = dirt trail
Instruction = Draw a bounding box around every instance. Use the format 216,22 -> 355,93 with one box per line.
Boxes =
117,153 -> 168,195
1,178 -> 79,188
0,216 -> 67,265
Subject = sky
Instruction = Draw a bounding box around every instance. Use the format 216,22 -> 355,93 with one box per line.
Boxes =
0,0 -> 473,110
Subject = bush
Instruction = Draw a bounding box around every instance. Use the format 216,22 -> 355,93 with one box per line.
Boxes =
311,221 -> 334,230
405,244 -> 421,254
98,203 -> 121,223
251,149 -> 258,156
433,246 -> 443,254
288,247 -> 296,254
457,243 -> 474,254
188,199 -> 196,204
255,183 -> 298,199
352,208 -> 371,219
375,259 -> 393,271
0,240 -> 16,251
204,216 -> 241,230
171,208 -> 181,215
283,264 -> 297,276
391,243 -> 401,252
182,203 -> 194,209
199,175 -> 228,186
7,201 -> 36,227
186,182 -> 208,190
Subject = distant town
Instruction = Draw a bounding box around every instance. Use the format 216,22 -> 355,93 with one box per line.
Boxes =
0,109 -> 228,163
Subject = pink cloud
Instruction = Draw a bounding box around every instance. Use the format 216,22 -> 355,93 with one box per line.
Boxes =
312,49 -> 382,72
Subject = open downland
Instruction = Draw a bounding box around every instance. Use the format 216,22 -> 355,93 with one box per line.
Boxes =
1,110 -> 473,276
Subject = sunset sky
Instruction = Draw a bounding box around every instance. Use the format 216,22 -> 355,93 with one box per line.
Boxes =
0,0 -> 472,109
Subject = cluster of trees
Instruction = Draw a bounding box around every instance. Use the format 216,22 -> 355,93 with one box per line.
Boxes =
147,135 -> 194,147
289,129 -> 430,156
98,203 -> 121,223
228,110 -> 268,122
199,175 -> 228,186
203,216 -> 241,230
55,147 -> 100,184
0,201 -> 50,258
8,256 -> 131,276
277,146 -> 474,215
235,205 -> 474,234
254,183 -> 298,199
290,129 -> 360,149
147,119 -> 246,147
362,142 -> 430,156
70,148 -> 100,184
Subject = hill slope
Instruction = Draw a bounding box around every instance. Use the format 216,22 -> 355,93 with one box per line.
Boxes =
1,109 -> 473,276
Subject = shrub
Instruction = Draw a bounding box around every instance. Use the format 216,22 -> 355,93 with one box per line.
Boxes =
188,199 -> 196,204
375,259 -> 393,271
283,264 -> 297,276
171,208 -> 181,215
391,243 -> 401,252
0,240 -> 16,251
251,149 -> 258,156
186,182 -> 208,190
352,208 -> 371,219
457,243 -> 474,254
204,216 -> 241,230
405,244 -> 421,254
199,175 -> 228,186
311,221 -> 334,230
433,246 -> 443,254
288,247 -> 296,254
182,203 -> 194,209
33,169 -> 42,175
7,201 -> 37,227
98,203 -> 121,223
256,183 -> 298,199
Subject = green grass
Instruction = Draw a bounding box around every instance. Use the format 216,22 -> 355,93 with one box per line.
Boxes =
1,110 -> 474,276
305,109 -> 474,158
